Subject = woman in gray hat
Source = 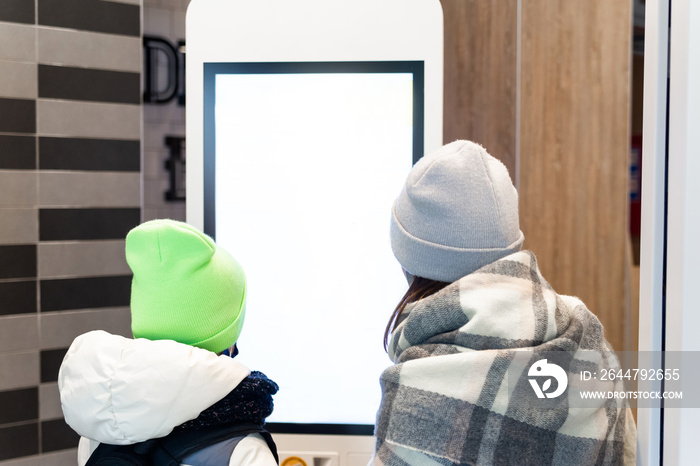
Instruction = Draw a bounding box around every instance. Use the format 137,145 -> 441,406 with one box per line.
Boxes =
371,140 -> 636,466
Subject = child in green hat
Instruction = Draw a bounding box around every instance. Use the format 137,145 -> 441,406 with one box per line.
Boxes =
59,219 -> 279,465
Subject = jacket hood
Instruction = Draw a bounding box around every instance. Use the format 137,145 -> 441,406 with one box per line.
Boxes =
58,330 -> 250,445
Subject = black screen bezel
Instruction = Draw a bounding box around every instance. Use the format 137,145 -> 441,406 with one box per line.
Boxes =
202,61 -> 424,435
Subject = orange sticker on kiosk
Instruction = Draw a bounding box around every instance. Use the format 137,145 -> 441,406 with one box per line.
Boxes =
281,456 -> 308,466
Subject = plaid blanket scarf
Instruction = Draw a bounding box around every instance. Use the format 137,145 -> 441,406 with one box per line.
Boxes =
373,251 -> 635,466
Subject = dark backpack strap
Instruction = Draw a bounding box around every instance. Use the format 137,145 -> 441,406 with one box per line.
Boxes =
254,429 -> 279,464
160,422 -> 279,464
86,439 -> 179,466
86,423 -> 278,466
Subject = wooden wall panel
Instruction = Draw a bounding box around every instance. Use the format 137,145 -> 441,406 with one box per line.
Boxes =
518,0 -> 632,351
441,0 -> 518,179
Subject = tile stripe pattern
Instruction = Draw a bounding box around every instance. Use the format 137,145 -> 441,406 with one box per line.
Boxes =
0,1 -> 142,463
39,137 -> 140,172
0,0 -> 35,25
0,135 -> 36,169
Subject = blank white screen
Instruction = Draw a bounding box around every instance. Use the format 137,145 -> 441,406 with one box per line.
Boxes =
214,72 -> 412,425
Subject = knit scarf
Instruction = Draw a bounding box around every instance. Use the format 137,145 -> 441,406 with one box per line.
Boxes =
373,251 -> 634,466
175,371 -> 278,433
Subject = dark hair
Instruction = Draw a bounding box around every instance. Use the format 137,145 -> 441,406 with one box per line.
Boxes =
383,276 -> 450,351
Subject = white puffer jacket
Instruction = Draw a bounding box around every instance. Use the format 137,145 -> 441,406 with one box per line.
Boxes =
58,330 -> 277,466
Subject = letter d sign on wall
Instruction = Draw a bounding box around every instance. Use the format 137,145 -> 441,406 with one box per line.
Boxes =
143,36 -> 183,104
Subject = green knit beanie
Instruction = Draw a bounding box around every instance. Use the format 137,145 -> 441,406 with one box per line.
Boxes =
125,219 -> 246,353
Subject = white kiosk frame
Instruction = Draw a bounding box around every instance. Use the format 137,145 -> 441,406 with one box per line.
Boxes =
186,0 -> 443,229
638,0 -> 700,464
186,1 -> 443,463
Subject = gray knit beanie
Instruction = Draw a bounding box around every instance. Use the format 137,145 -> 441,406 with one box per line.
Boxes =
390,140 -> 524,283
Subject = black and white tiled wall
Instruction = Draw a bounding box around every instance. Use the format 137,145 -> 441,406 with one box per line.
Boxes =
0,0 -> 142,464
